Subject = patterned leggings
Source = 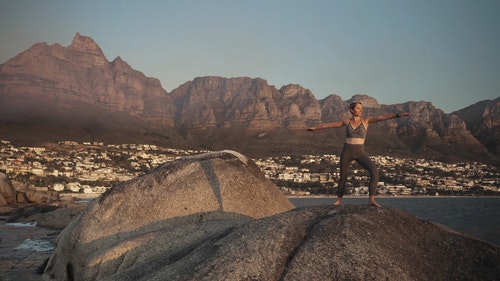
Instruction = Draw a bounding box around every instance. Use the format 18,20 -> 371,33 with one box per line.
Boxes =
337,144 -> 378,197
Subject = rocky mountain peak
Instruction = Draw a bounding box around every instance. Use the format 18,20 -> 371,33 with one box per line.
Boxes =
348,94 -> 380,108
70,33 -> 103,53
280,84 -> 312,98
111,56 -> 133,71
279,84 -> 321,120
454,97 -> 500,155
68,33 -> 107,65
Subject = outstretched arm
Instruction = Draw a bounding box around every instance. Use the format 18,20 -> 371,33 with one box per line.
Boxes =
366,112 -> 410,124
307,120 -> 345,131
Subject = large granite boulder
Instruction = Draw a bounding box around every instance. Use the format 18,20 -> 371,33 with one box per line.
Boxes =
42,150 -> 498,281
98,205 -> 497,281
43,150 -> 294,280
45,204 -> 499,281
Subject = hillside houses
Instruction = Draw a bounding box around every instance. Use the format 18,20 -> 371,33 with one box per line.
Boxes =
255,154 -> 499,196
0,140 -> 207,194
0,140 -> 498,196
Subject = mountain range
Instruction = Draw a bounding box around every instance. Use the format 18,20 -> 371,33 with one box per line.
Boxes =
0,33 -> 498,164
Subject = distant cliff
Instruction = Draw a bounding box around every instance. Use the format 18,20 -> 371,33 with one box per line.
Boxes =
454,98 -> 500,156
0,33 -> 498,164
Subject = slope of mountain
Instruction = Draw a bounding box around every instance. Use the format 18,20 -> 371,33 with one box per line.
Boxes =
453,98 -> 500,156
0,33 -> 498,164
0,33 -> 186,147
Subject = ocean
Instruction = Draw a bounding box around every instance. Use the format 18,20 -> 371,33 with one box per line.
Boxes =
289,196 -> 500,246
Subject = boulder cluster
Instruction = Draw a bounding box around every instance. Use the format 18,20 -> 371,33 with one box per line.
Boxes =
0,172 -> 86,229
0,172 -> 58,212
0,172 -> 57,205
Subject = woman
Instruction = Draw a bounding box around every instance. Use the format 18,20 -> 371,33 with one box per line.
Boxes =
307,102 -> 410,207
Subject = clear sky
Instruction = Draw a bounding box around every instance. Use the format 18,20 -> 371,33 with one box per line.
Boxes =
1,0 -> 499,113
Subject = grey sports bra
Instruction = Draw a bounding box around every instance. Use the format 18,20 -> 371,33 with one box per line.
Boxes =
345,121 -> 367,138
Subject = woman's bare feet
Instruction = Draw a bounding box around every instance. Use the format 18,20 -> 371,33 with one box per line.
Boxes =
368,196 -> 382,207
333,198 -> 342,205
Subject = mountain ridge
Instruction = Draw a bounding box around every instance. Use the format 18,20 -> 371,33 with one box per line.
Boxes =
0,33 -> 498,164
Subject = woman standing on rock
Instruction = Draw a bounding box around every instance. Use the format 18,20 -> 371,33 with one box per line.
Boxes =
307,102 -> 410,207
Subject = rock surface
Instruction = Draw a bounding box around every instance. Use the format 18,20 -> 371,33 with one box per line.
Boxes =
100,205 -> 498,281
44,204 -> 500,281
43,150 -> 294,281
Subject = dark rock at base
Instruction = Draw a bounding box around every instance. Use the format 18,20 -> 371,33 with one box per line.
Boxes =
0,219 -> 58,281
6,202 -> 87,230
1,269 -> 47,281
0,205 -> 17,216
7,205 -> 59,222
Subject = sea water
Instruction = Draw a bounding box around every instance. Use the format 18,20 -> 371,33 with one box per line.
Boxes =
0,221 -> 57,255
289,196 -> 500,246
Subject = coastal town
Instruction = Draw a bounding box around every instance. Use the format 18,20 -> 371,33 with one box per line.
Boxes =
1,140 -> 498,197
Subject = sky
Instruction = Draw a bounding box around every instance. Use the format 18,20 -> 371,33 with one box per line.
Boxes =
1,0 -> 499,113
